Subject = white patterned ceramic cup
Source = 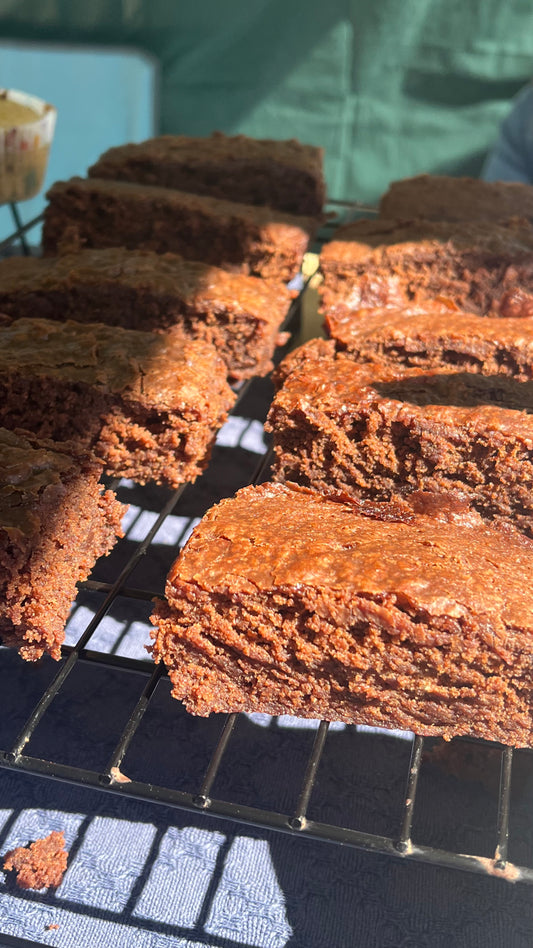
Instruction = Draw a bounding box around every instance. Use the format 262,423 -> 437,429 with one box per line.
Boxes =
0,88 -> 57,204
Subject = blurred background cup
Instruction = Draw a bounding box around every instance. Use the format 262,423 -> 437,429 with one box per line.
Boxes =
0,88 -> 56,204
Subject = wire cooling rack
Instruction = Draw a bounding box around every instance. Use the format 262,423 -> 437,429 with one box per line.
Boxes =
1,208 -> 533,891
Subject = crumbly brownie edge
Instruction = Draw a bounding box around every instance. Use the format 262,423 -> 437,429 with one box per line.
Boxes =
1,461 -> 124,661
0,373 -> 234,489
319,244 -> 533,317
151,572 -> 533,746
266,366 -> 533,535
42,179 -> 315,281
324,310 -> 533,379
90,156 -> 325,217
0,288 -> 288,380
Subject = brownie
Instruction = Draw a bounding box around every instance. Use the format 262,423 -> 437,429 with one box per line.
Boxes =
3,832 -> 68,888
89,131 -> 326,217
42,177 -> 316,282
0,247 -> 292,381
325,303 -> 533,379
379,174 -> 533,222
151,481 -> 533,746
266,338 -> 533,536
0,317 -> 235,488
319,217 -> 533,317
0,427 -> 124,660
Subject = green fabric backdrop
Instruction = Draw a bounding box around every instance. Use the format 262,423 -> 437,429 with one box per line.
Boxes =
1,0 -> 533,202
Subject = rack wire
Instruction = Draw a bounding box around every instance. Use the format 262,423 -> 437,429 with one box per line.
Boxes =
0,207 -> 532,893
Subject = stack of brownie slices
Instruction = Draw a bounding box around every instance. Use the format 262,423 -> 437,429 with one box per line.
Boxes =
0,131 -> 326,661
8,132 -> 328,381
152,174 -> 533,748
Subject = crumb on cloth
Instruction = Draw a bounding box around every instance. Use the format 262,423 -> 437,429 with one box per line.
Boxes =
3,830 -> 68,890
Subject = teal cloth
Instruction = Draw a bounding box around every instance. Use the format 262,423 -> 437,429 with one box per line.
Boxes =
1,0 -> 533,201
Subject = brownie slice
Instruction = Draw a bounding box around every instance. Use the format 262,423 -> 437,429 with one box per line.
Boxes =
379,174 -> 533,222
42,177 -> 316,282
0,317 -> 235,487
0,248 -> 292,381
267,338 -> 533,536
0,427 -> 124,660
151,481 -> 533,746
319,217 -> 533,317
325,303 -> 533,379
89,131 -> 326,217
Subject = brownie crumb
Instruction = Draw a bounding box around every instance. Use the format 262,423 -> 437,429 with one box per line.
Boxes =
3,831 -> 68,890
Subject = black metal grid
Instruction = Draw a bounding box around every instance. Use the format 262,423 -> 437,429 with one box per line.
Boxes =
0,207 -> 532,888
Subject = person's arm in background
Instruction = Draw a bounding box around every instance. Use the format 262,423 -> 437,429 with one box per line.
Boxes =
482,82 -> 533,184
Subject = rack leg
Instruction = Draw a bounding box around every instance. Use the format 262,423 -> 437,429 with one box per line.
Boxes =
9,202 -> 30,256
